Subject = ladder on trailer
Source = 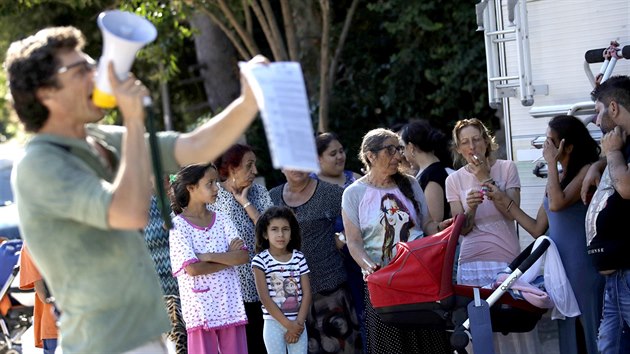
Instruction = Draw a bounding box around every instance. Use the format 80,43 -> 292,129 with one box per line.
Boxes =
476,0 -> 547,108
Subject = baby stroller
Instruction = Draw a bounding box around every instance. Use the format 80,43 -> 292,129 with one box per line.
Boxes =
0,239 -> 34,354
366,214 -> 551,354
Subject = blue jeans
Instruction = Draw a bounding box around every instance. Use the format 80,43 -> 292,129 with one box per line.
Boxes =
598,270 -> 630,354
43,338 -> 57,354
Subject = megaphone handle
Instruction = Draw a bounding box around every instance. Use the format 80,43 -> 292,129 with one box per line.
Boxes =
146,105 -> 173,230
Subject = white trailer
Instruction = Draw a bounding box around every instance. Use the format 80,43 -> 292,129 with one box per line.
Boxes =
476,0 -> 630,245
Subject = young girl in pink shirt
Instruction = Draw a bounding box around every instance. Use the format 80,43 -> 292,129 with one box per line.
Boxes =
169,163 -> 249,354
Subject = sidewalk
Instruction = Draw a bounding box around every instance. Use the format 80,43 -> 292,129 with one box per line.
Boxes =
22,325 -> 41,354
21,318 -> 559,354
538,311 -> 560,354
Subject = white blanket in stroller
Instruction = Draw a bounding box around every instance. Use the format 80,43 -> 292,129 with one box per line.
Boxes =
490,236 -> 580,320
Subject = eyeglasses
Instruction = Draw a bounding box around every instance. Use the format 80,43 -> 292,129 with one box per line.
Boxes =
373,144 -> 404,156
56,57 -> 97,76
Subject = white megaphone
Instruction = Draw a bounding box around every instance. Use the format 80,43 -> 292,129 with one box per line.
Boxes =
93,10 -> 157,109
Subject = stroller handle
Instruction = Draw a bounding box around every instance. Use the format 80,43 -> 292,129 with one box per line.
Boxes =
516,238 -> 550,274
507,241 -> 535,271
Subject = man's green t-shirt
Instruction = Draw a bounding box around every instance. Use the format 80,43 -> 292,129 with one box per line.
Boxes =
14,125 -> 178,353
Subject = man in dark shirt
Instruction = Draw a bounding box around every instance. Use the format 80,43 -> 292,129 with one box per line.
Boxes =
583,75 -> 630,354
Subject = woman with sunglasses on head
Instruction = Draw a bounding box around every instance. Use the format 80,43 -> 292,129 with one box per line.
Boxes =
341,128 -> 451,354
446,118 -> 541,354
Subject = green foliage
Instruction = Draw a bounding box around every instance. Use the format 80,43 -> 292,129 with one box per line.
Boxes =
0,0 -> 114,141
117,1 -> 192,81
0,0 -> 208,136
114,1 -> 208,131
0,0 -> 497,184
328,0 -> 496,173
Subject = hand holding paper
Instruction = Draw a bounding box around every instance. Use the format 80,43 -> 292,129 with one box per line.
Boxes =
239,61 -> 319,173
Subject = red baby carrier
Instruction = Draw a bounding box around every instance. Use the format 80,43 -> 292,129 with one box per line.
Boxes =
366,214 -> 548,352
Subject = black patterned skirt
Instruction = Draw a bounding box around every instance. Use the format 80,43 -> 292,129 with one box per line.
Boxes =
307,283 -> 363,354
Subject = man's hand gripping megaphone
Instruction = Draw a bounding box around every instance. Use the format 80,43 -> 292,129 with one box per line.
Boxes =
105,61 -> 150,124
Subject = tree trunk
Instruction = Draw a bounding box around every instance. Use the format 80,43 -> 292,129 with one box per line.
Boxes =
189,13 -> 240,112
289,0 -> 322,101
317,0 -> 330,133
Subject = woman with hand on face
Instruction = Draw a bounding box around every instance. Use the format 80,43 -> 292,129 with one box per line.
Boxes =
342,128 -> 451,354
270,169 -> 362,354
486,115 -> 604,354
446,118 -> 540,354
311,132 -> 362,189
208,143 -> 273,353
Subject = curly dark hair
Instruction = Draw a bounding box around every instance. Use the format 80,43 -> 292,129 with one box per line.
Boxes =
4,26 -> 85,132
255,206 -> 302,253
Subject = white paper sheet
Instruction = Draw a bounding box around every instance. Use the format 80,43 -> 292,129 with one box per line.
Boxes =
239,61 -> 319,173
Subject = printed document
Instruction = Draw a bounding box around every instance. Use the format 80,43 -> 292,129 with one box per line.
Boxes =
239,61 -> 319,173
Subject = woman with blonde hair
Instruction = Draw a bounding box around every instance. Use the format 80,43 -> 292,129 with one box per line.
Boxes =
446,118 -> 540,354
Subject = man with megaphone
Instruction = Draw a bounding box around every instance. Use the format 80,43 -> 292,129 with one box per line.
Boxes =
4,24 -> 266,354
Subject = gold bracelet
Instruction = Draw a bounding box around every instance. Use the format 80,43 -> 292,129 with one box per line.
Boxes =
242,201 -> 252,209
506,200 -> 514,212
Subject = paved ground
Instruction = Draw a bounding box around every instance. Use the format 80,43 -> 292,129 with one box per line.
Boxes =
21,325 -> 40,354
19,288 -> 562,354
538,311 -> 560,354
21,319 -> 560,354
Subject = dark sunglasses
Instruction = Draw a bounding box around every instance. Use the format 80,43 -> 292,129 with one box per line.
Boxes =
373,144 -> 404,156
56,57 -> 97,75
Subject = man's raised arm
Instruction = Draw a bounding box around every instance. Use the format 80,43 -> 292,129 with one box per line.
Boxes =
174,56 -> 266,166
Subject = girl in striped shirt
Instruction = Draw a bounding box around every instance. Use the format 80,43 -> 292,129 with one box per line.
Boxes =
252,206 -> 311,354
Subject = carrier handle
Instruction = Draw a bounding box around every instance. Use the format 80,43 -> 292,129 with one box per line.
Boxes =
506,241 -> 535,272
517,238 -> 550,273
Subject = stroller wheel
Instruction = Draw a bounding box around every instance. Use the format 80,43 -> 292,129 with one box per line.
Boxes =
5,349 -> 20,354
450,326 -> 470,352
